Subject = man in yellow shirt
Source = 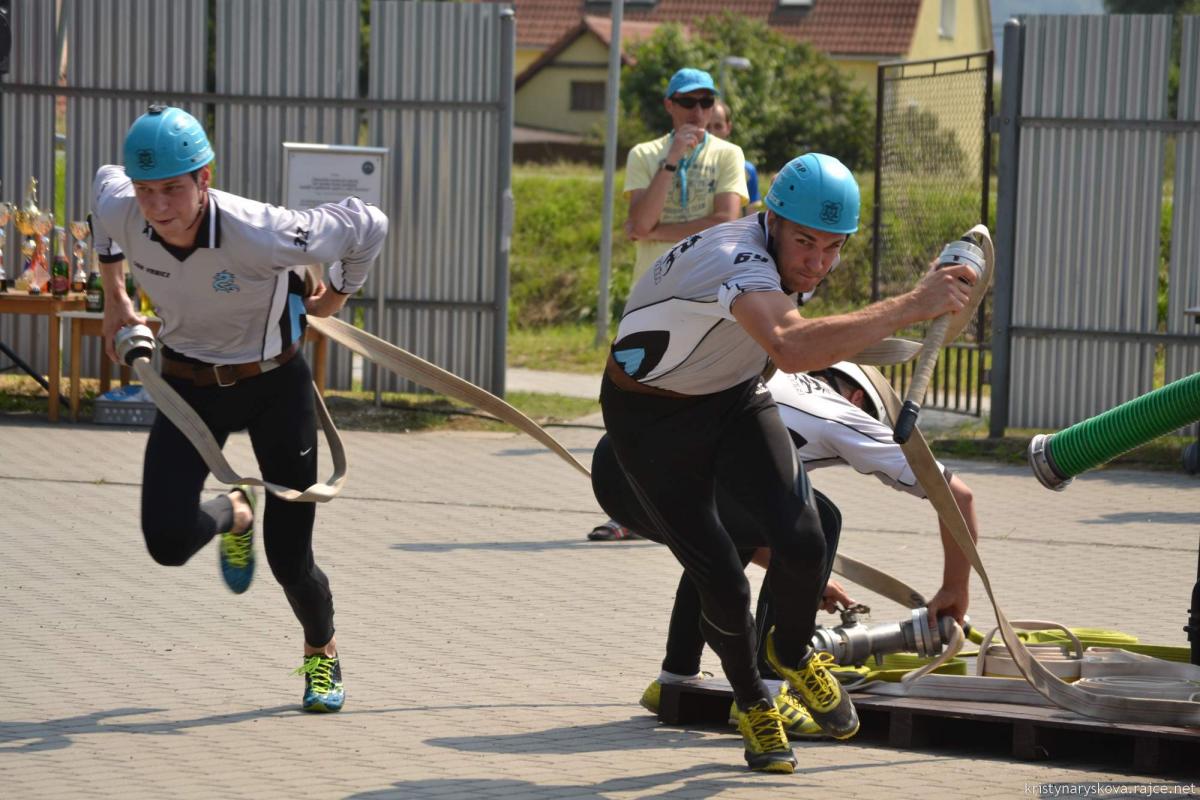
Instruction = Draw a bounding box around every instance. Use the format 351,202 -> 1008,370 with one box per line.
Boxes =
623,68 -> 748,283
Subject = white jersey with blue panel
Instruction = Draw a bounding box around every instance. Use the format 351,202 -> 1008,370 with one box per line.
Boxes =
90,165 -> 388,364
767,370 -> 948,499
611,213 -> 792,396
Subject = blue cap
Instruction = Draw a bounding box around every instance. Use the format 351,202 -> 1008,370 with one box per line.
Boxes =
664,68 -> 718,99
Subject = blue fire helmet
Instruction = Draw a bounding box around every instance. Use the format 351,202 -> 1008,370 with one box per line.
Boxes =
123,105 -> 214,181
765,153 -> 860,235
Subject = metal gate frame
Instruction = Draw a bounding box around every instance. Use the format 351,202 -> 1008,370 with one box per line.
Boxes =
871,50 -> 993,417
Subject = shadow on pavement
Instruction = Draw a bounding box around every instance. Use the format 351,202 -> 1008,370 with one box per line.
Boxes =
350,756 -> 959,799
1080,511 -> 1200,526
0,705 -> 294,753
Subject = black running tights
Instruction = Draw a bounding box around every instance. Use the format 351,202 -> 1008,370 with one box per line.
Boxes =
140,355 -> 334,647
600,374 -> 828,708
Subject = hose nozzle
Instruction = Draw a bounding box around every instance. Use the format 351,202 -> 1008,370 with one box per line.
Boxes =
115,323 -> 156,366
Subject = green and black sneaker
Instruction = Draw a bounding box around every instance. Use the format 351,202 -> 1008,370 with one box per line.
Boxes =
218,485 -> 257,594
294,653 -> 345,713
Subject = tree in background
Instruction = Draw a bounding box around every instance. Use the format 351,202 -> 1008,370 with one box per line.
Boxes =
619,13 -> 874,173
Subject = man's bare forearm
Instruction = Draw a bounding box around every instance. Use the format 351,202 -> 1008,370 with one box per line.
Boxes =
645,211 -> 739,241
99,260 -> 129,304
627,170 -> 675,237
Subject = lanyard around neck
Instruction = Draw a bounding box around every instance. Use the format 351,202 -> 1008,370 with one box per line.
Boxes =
671,131 -> 707,209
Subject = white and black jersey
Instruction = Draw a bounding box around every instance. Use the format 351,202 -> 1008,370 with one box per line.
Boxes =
611,213 -> 791,395
90,165 -> 388,364
767,370 -> 948,498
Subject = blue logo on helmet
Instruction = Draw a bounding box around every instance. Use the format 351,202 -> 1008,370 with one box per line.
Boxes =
819,202 -> 842,225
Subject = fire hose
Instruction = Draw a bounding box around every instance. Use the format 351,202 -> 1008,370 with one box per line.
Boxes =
112,234 -> 1200,724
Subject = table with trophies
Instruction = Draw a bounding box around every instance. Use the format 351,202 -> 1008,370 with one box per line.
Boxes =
0,178 -> 88,422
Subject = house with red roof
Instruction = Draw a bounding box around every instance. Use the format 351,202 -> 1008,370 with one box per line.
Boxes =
494,0 -> 991,136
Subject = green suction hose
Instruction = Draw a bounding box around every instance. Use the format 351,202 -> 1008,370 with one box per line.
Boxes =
1028,372 -> 1200,490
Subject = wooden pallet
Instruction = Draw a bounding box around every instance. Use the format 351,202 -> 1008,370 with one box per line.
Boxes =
658,678 -> 1200,774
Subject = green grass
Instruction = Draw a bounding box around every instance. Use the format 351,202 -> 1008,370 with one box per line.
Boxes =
933,428 -> 1194,472
508,323 -> 612,374
55,150 -> 66,223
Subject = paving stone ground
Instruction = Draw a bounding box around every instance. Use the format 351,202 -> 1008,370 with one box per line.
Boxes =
1,416 -> 1197,798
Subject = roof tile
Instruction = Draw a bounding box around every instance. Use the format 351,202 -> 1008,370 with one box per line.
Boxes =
492,0 -> 922,56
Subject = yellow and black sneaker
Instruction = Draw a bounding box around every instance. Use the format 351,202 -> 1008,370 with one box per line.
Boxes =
729,685 -> 825,740
765,629 -> 859,740
639,679 -> 664,714
732,699 -> 797,773
639,671 -> 713,715
294,653 -> 345,713
218,485 -> 257,594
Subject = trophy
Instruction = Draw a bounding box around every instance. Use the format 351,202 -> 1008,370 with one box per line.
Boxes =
13,178 -> 54,294
69,220 -> 90,292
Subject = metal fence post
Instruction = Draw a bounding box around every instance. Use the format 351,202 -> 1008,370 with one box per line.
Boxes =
870,63 -> 885,304
989,18 -> 1025,438
494,7 -> 515,396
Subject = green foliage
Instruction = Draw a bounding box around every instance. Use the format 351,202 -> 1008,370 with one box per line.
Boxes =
887,107 -> 969,177
507,162 -> 979,329
619,13 -> 875,173
509,164 -> 635,327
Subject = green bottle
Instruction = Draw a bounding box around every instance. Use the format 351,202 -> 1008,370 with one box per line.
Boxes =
85,269 -> 104,312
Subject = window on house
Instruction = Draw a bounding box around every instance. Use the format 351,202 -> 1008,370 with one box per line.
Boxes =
939,0 -> 956,38
570,81 -> 606,112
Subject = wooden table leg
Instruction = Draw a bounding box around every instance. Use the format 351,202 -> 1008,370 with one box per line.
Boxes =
48,308 -> 61,422
70,318 -> 83,422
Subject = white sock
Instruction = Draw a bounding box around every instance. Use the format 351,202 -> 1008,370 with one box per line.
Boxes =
658,669 -> 703,684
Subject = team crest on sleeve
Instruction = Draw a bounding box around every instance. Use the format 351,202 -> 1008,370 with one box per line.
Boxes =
212,270 -> 240,293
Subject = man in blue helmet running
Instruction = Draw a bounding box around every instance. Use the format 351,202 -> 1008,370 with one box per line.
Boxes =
89,105 -> 388,712
600,152 -> 976,773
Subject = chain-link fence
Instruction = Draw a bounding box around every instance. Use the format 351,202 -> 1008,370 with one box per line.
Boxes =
871,52 -> 992,415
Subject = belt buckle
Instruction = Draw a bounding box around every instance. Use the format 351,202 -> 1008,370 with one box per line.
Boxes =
212,364 -> 237,388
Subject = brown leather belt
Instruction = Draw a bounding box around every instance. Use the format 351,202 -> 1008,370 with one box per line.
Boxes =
604,354 -> 691,398
161,340 -> 301,387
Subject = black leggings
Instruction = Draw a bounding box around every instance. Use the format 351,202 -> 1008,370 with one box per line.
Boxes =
591,433 -> 841,680
600,374 -> 828,708
140,355 -> 333,647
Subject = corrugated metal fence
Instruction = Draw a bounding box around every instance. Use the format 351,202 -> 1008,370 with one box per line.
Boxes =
0,0 -> 514,397
991,14 -> 1200,436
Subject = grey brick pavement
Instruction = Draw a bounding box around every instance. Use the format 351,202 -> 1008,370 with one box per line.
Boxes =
1,418 -> 1197,799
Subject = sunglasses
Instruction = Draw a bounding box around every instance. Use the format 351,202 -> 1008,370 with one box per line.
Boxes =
671,95 -> 715,109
